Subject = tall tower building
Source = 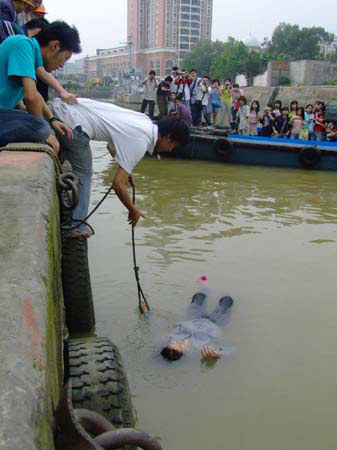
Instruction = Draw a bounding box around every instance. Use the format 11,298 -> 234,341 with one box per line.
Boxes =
127,0 -> 213,75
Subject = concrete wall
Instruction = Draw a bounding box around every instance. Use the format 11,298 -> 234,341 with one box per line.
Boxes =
290,60 -> 337,86
242,85 -> 337,110
0,150 -> 64,450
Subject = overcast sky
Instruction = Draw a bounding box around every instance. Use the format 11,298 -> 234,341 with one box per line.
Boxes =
47,0 -> 337,59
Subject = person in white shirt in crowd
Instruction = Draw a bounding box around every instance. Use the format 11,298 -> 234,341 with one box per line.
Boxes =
175,69 -> 192,110
189,69 -> 199,126
140,70 -> 157,120
193,75 -> 211,127
51,98 -> 190,237
170,66 -> 180,94
202,76 -> 212,127
236,96 -> 250,135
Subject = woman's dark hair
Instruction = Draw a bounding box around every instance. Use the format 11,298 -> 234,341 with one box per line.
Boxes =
158,116 -> 190,148
176,93 -> 184,101
172,66 -> 179,71
212,79 -> 220,84
306,104 -> 313,109
238,95 -> 247,105
274,99 -> 282,108
35,21 -> 81,53
251,100 -> 260,113
297,107 -> 305,119
149,70 -> 156,75
290,100 -> 298,110
233,83 -> 239,88
161,347 -> 183,361
282,106 -> 289,112
164,75 -> 173,82
25,18 -> 49,31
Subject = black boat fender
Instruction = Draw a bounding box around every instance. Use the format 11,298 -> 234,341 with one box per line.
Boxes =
213,137 -> 234,159
299,146 -> 322,169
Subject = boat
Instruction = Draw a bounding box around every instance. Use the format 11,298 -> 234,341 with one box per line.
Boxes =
168,129 -> 337,171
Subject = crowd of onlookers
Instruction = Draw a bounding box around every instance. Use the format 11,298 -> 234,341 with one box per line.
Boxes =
141,67 -> 337,142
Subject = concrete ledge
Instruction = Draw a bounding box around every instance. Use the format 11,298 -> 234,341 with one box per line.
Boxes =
0,151 -> 64,450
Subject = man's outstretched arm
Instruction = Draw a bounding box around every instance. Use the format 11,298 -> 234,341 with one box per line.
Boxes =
112,166 -> 145,226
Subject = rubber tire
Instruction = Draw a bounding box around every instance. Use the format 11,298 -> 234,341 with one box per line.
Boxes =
68,337 -> 135,429
213,137 -> 234,159
61,235 -> 96,333
299,146 -> 322,169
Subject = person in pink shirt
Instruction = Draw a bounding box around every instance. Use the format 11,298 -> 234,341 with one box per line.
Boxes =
248,100 -> 260,136
290,108 -> 304,140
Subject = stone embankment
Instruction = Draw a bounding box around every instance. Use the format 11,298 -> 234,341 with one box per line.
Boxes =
243,85 -> 337,109
0,148 -> 64,450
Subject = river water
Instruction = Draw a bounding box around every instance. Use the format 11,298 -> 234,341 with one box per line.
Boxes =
88,142 -> 337,450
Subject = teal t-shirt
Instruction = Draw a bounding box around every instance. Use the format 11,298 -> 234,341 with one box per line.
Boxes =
0,35 -> 43,109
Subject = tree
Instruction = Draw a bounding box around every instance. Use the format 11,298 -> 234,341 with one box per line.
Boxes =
182,40 -> 226,75
265,23 -> 334,61
211,38 -> 267,84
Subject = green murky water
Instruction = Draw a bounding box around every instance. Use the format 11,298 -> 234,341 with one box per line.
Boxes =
89,143 -> 337,450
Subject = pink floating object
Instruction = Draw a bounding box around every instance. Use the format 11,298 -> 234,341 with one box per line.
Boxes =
199,275 -> 208,286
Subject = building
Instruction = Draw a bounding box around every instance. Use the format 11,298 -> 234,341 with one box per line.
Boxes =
85,0 -> 213,82
128,0 -> 213,71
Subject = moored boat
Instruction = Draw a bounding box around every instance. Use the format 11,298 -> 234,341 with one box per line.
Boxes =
168,129 -> 337,171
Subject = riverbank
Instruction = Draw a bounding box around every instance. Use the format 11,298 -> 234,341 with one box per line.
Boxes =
0,148 -> 64,450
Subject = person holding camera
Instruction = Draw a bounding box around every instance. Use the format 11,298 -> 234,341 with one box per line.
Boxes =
156,75 -> 173,118
175,69 -> 192,110
170,66 -> 180,93
140,70 -> 157,120
220,78 -> 233,129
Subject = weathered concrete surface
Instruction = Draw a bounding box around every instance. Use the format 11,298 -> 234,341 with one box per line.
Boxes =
244,85 -> 337,109
0,151 -> 64,450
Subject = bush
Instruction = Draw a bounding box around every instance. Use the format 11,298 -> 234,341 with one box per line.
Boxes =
323,80 -> 337,86
279,76 -> 291,86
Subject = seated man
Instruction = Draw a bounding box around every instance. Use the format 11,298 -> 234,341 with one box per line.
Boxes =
160,292 -> 234,362
0,21 -> 81,152
51,98 -> 190,235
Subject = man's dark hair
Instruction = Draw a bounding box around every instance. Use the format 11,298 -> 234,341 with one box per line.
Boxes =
164,75 -> 173,82
233,83 -> 239,88
35,21 -> 81,53
172,66 -> 179,71
161,347 -> 183,361
149,70 -> 156,75
238,95 -> 247,105
26,18 -> 49,31
203,75 -> 210,80
190,68 -> 197,72
158,116 -> 190,148
176,93 -> 184,101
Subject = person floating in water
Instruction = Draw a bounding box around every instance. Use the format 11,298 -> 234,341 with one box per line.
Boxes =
141,288 -> 234,362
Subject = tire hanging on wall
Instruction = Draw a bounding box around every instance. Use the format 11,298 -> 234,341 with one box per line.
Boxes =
61,235 -> 96,333
213,137 -> 234,159
68,337 -> 135,429
299,146 -> 322,169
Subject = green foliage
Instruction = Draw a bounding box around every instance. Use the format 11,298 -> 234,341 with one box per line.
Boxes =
182,40 -> 226,75
265,23 -> 334,61
279,76 -> 291,86
211,38 -> 267,82
323,80 -> 337,86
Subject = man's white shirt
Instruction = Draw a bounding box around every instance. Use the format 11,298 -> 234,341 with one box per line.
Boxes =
52,98 -> 158,174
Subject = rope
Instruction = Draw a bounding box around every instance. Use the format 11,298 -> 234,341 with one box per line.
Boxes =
130,180 -> 150,314
0,143 -> 62,177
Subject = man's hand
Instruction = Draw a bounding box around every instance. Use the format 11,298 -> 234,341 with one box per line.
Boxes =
128,207 -> 144,226
60,91 -> 78,105
51,120 -> 73,140
201,347 -> 219,360
140,300 -> 150,314
45,135 -> 60,154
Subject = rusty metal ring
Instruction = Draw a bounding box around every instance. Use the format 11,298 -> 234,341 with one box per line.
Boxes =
95,429 -> 163,450
59,178 -> 79,211
74,409 -> 114,437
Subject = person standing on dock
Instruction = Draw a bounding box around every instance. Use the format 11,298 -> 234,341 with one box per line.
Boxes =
156,76 -> 172,118
51,99 -> 190,235
140,70 -> 157,120
220,79 -> 233,129
0,21 -> 81,152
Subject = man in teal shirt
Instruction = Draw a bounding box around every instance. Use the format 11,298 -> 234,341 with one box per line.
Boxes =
0,21 -> 81,152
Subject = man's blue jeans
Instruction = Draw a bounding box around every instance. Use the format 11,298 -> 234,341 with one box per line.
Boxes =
0,109 -> 51,146
56,127 -> 93,227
